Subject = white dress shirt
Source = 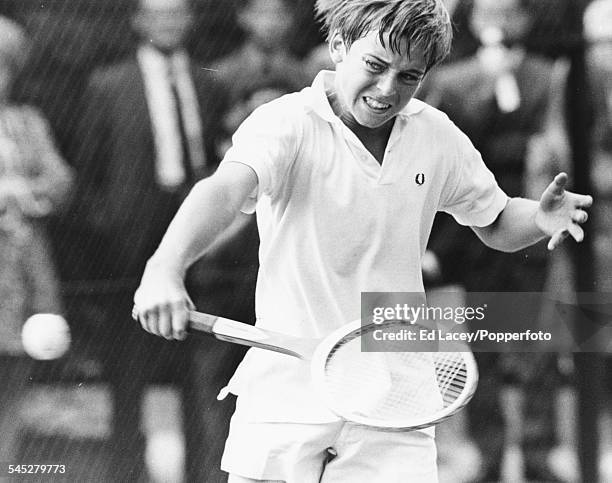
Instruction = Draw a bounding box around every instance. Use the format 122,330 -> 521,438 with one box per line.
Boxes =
137,45 -> 205,189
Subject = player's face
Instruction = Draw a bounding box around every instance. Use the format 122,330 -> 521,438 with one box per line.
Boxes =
471,0 -> 531,46
239,0 -> 293,50
330,31 -> 427,130
134,0 -> 193,52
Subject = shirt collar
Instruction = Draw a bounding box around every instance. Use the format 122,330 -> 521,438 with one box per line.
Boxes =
138,44 -> 189,67
307,70 -> 427,124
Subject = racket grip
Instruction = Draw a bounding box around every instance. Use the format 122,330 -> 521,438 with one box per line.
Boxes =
188,311 -> 219,334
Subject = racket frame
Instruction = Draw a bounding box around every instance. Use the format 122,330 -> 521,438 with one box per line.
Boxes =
188,312 -> 479,431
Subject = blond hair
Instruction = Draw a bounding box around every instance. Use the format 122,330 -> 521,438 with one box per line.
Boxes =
315,0 -> 452,72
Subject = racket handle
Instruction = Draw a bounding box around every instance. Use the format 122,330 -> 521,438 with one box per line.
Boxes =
187,310 -> 313,359
188,311 -> 219,333
188,311 -> 277,345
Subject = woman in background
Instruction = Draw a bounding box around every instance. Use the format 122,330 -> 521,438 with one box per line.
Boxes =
0,15 -> 73,465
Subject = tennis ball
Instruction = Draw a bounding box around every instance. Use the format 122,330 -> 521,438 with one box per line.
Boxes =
21,313 -> 71,360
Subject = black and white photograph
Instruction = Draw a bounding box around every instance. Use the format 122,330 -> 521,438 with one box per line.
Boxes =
0,0 -> 610,481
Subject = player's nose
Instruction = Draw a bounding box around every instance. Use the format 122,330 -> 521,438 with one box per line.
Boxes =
376,72 -> 397,96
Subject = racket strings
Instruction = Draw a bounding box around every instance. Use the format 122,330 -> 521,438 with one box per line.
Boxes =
324,347 -> 434,419
322,331 -> 471,425
432,352 -> 468,405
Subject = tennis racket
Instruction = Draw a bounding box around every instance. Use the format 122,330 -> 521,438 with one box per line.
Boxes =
189,311 -> 478,431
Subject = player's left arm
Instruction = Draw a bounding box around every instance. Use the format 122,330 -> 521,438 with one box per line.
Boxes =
472,172 -> 593,252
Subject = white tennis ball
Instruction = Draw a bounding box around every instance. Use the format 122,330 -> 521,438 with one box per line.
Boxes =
21,313 -> 71,360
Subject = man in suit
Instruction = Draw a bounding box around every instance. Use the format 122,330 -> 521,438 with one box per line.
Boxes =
422,0 -> 561,480
71,0 -> 251,480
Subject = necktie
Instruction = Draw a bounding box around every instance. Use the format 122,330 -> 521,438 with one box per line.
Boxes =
168,58 -> 194,183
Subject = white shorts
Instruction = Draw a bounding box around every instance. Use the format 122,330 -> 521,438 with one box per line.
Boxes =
221,397 -> 438,483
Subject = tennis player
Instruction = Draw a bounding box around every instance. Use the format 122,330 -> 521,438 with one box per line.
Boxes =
133,0 -> 592,481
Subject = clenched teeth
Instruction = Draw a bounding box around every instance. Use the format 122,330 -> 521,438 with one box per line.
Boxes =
364,96 -> 391,110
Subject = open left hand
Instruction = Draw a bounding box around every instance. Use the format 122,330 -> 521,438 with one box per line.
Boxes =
0,178 -> 51,217
535,173 -> 593,250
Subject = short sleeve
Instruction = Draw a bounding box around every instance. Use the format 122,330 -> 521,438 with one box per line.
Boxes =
221,98 -> 300,213
440,127 -> 509,227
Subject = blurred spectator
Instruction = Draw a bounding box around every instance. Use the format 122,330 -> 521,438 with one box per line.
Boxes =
529,6 -> 612,478
527,0 -> 612,331
210,0 -> 309,162
0,14 -> 73,466
583,0 -> 612,295
69,0 -> 227,479
423,0 -> 563,480
212,0 -> 307,103
583,1 -> 612,475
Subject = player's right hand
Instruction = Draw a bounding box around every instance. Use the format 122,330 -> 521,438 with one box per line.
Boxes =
132,262 -> 194,340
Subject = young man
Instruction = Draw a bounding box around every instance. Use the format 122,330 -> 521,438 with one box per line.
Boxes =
133,0 -> 592,481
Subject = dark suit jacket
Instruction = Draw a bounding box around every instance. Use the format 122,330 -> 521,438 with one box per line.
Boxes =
428,55 -> 555,197
71,55 -> 226,281
423,54 -> 555,290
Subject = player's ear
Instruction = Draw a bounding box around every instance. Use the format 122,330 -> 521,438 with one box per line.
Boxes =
329,32 -> 347,64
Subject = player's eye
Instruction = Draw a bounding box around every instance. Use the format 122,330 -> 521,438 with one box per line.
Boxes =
399,73 -> 422,85
364,58 -> 385,73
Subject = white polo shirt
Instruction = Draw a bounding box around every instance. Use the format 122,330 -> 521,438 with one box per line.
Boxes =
220,71 -> 508,423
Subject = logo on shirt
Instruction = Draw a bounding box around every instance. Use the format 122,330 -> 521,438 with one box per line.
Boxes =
415,173 -> 426,186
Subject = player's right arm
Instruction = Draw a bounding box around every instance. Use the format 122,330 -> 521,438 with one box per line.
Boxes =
133,161 -> 258,340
